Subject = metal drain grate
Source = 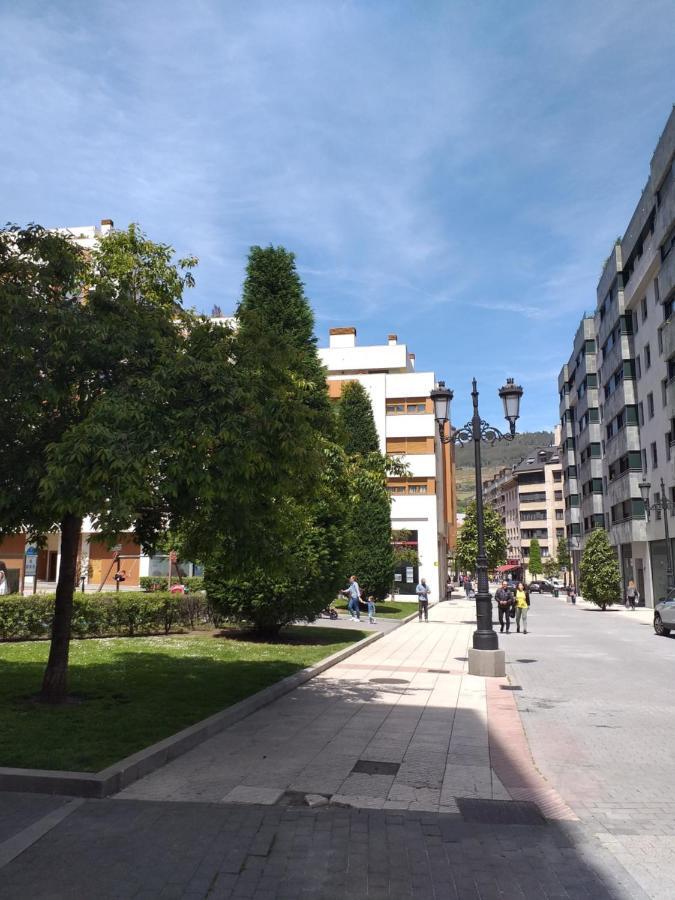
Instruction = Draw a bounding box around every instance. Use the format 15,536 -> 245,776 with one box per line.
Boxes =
500,685 -> 523,691
456,798 -> 546,826
351,759 -> 400,776
369,677 -> 409,685
427,668 -> 450,674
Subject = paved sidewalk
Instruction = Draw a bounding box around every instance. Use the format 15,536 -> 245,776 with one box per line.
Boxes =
0,796 -> 646,899
118,598 -> 571,820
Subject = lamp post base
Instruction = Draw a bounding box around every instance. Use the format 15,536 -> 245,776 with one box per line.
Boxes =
468,648 -> 506,678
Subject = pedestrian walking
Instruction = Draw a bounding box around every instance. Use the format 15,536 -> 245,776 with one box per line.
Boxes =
464,575 -> 473,597
340,575 -> 362,621
495,581 -> 514,633
625,580 -> 639,610
514,582 -> 530,633
568,585 -> 577,605
416,578 -> 431,621
367,594 -> 377,624
0,562 -> 8,596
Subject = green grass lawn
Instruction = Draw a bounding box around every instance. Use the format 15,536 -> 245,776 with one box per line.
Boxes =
0,626 -> 366,772
334,599 -> 418,619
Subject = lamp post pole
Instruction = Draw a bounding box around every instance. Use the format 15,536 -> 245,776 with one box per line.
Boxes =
431,377 -> 523,661
470,380 -> 498,650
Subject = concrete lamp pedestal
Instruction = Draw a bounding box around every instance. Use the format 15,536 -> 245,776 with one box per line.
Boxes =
468,648 -> 506,678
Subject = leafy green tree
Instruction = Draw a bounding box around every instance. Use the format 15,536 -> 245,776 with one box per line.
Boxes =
455,499 -> 507,572
528,539 -> 543,577
0,224 -> 198,702
556,537 -> 571,584
579,529 -> 621,610
337,381 -> 380,455
542,558 -> 559,579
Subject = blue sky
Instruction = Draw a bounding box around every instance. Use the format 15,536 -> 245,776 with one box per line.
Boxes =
2,0 -> 674,430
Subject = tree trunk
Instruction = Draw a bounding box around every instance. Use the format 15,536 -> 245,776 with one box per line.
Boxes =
40,513 -> 82,703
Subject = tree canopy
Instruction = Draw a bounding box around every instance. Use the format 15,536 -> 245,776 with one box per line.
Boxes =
579,530 -> 621,610
528,539 -> 543,576
337,381 -> 380,456
455,499 -> 507,572
0,224 -> 200,701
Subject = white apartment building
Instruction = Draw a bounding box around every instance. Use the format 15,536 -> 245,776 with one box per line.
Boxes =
319,328 -> 456,599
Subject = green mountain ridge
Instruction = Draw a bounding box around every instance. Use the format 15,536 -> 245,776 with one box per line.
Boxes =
455,431 -> 555,513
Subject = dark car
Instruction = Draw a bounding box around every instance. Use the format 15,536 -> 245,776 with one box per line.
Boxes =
528,580 -> 555,594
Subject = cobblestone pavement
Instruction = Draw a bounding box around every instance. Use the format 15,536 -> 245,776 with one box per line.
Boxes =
508,594 -> 675,899
0,795 -> 648,899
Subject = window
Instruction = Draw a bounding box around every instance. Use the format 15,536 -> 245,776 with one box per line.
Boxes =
387,478 -> 433,495
666,433 -> 672,463
554,490 -> 563,500
386,398 -> 429,415
636,355 -> 642,379
555,510 -> 564,520
648,393 -> 654,419
641,297 -> 648,322
663,379 -> 669,408
645,343 -> 651,370
638,401 -> 644,426
659,327 -> 664,355
642,448 -> 647,472
651,441 -> 658,469
386,403 -> 404,414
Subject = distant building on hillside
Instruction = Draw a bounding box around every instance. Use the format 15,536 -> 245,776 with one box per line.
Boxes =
483,430 -> 564,582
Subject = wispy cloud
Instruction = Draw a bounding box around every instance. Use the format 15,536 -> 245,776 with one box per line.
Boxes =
1,0 -> 674,428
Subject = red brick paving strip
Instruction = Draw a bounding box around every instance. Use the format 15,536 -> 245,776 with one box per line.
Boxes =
486,678 -> 578,821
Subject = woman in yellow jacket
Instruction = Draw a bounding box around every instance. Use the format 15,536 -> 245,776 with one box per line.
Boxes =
515,582 -> 530,634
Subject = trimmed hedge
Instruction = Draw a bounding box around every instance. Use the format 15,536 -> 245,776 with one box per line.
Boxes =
0,591 -> 211,641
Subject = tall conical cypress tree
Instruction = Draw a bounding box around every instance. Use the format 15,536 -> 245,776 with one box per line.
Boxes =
337,382 -> 380,455
337,381 -> 394,600
205,246 -> 347,633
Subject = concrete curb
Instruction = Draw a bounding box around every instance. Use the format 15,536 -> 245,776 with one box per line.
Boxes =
0,618 -> 413,799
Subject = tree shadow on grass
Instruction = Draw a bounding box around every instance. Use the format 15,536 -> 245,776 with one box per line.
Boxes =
212,625 -> 367,646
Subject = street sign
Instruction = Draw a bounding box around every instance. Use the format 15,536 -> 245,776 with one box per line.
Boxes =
25,544 -> 38,556
25,555 -> 37,577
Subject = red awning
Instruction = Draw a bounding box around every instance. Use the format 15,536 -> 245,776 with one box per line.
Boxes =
495,564 -> 520,572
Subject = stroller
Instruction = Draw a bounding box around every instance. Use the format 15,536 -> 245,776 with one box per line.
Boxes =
317,600 -> 339,620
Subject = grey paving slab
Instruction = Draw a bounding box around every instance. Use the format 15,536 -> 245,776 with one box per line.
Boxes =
0,798 -> 649,899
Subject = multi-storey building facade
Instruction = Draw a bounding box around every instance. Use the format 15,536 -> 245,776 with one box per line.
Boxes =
319,328 -> 456,598
483,441 -> 564,582
558,315 -> 610,585
558,107 -> 675,606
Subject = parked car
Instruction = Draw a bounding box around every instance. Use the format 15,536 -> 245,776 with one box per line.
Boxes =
528,580 -> 556,594
653,589 -> 675,636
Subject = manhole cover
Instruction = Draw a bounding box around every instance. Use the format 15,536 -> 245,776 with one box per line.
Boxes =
352,760 -> 400,776
427,668 -> 450,674
369,677 -> 409,685
456,798 -> 545,826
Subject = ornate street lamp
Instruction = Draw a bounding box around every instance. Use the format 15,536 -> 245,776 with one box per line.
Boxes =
431,377 -> 523,668
639,478 -> 674,593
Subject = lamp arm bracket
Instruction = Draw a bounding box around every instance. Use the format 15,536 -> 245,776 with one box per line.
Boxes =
449,419 -> 515,447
